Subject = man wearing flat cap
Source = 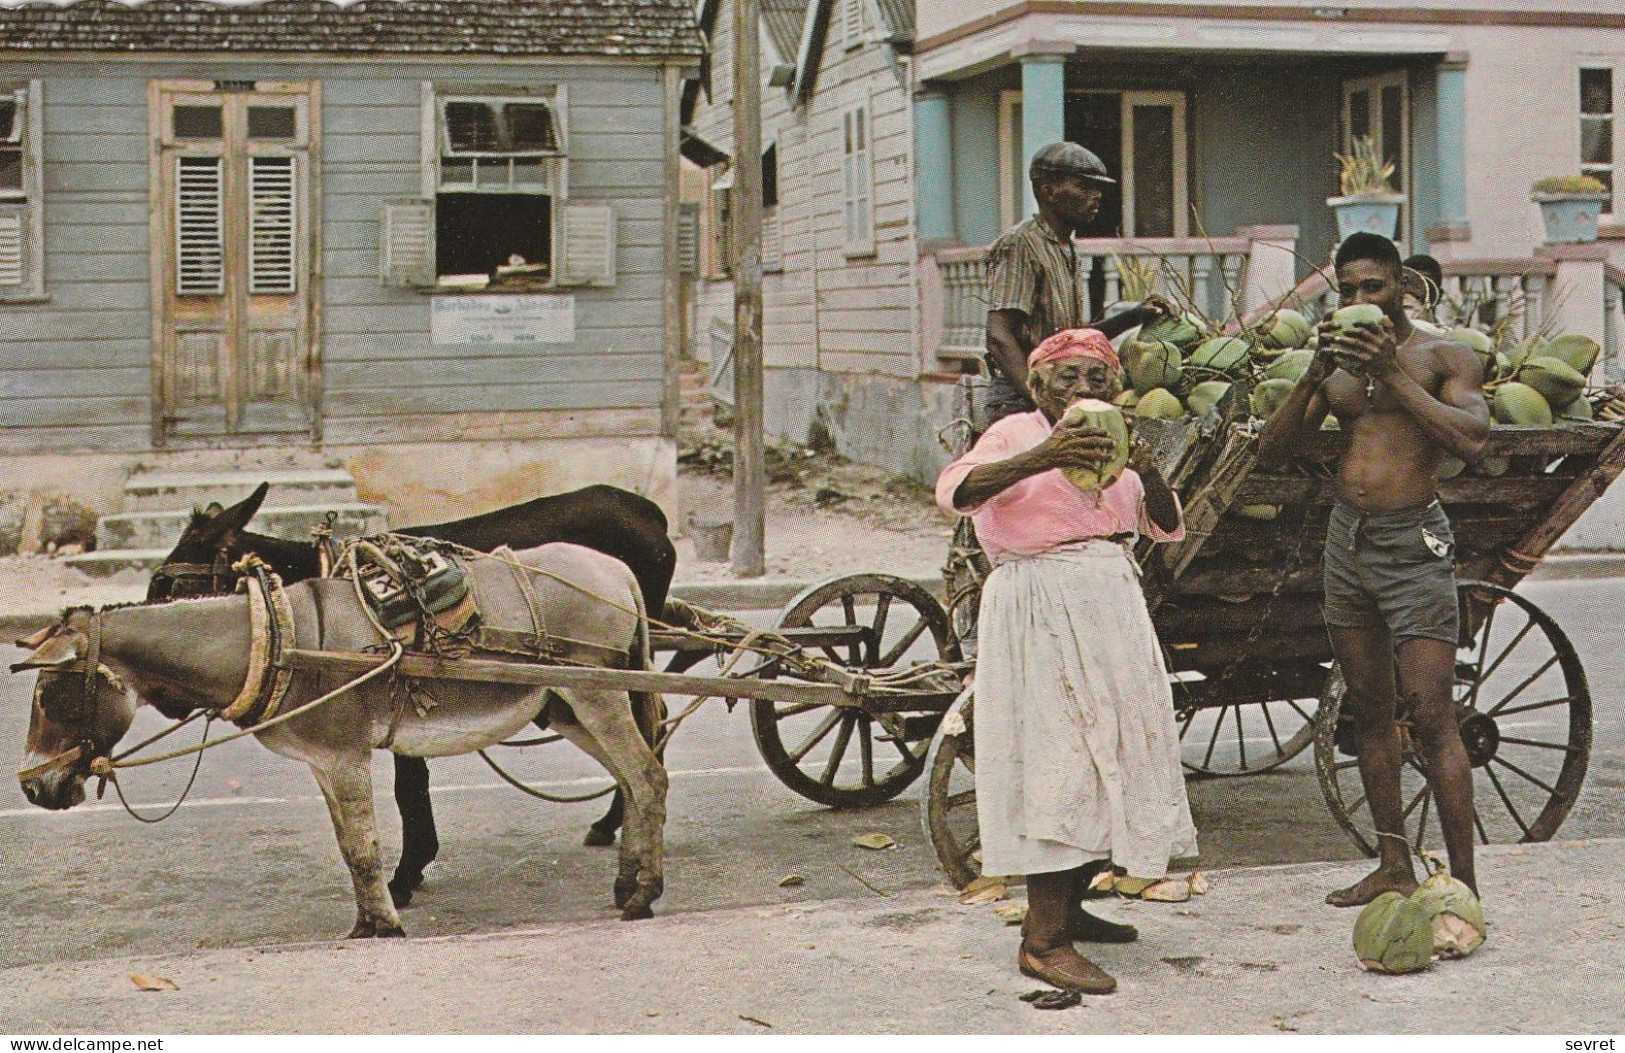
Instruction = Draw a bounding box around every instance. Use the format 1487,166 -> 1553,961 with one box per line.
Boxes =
982,141 -> 1173,426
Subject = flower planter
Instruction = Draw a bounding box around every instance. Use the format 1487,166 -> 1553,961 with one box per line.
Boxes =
1532,192 -> 1612,245
1328,194 -> 1406,241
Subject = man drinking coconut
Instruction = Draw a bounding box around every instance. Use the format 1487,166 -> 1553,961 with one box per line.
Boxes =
936,328 -> 1196,994
1257,232 -> 1489,906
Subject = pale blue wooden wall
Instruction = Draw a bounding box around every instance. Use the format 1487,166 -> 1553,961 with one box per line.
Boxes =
0,60 -> 671,454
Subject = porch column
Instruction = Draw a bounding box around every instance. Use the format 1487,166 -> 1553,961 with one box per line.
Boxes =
1017,47 -> 1068,218
914,86 -> 957,245
1236,225 -> 1300,313
1536,243 -> 1609,344
1428,56 -> 1472,255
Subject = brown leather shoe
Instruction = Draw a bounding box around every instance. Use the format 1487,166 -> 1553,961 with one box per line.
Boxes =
1069,906 -> 1138,944
1018,942 -> 1118,995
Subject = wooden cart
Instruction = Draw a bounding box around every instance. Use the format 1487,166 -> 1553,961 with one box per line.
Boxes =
924,410 -> 1625,888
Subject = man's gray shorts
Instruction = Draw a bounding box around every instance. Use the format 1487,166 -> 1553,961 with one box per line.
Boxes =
1322,499 -> 1460,646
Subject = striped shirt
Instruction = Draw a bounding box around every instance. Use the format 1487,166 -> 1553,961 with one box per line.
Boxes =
984,214 -> 1090,364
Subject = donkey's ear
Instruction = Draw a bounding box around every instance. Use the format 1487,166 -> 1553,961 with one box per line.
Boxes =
202,483 -> 268,541
16,624 -> 55,650
9,631 -> 82,673
202,502 -> 225,517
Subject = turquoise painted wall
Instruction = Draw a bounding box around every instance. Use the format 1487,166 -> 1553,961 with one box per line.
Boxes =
949,75 -> 1005,247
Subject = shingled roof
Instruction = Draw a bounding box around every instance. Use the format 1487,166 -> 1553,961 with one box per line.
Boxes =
0,0 -> 704,58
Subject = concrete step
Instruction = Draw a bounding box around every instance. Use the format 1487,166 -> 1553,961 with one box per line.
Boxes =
95,502 -> 387,553
124,469 -> 360,513
61,548 -> 170,578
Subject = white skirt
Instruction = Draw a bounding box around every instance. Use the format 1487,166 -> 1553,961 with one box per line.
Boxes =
974,541 -> 1198,878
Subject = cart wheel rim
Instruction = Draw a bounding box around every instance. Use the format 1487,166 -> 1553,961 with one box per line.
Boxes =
1315,579 -> 1592,856
749,573 -> 961,809
920,687 -> 982,889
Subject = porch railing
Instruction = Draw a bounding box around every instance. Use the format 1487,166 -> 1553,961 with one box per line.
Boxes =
924,236 -> 1253,368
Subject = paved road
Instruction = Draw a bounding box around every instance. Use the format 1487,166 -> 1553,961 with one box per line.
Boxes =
2,579 -> 1620,970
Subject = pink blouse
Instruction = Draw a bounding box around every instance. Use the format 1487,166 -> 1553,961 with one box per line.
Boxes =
935,409 -> 1185,564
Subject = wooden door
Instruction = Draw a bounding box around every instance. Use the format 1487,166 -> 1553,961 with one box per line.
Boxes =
152,81 -> 318,443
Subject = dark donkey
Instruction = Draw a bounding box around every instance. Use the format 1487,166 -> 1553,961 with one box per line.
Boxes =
147,482 -> 676,906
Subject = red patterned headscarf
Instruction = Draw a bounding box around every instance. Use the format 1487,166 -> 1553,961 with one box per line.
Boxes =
1028,328 -> 1120,374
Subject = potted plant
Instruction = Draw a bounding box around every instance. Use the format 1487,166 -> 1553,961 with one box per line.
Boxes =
1531,176 -> 1612,244
1328,136 -> 1405,240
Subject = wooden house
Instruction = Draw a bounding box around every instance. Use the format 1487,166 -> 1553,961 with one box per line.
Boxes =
0,0 -> 701,541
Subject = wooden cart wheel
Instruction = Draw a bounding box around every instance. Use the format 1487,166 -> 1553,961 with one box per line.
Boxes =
750,573 -> 962,808
1175,678 -> 1319,778
942,516 -> 990,648
920,686 -> 981,889
1315,579 -> 1592,855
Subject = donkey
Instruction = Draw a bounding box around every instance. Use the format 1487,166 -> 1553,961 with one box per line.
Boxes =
16,543 -> 667,936
147,482 -> 677,904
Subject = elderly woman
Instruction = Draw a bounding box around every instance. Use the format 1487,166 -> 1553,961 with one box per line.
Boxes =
935,328 -> 1198,995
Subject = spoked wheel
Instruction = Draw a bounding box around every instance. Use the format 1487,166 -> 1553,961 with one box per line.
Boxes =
1316,580 -> 1592,855
921,687 -> 981,889
1175,674 -> 1320,778
942,516 -> 990,650
750,573 -> 962,808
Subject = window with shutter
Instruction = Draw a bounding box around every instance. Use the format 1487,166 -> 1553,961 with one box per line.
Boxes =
677,202 -> 700,278
175,155 -> 225,295
842,104 -> 874,255
843,0 -> 866,49
249,155 -> 297,294
0,82 -> 42,297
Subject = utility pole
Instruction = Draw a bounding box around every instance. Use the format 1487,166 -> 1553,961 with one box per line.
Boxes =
730,0 -> 766,577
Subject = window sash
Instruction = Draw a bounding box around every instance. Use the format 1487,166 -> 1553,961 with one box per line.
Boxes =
842,106 -> 873,252
1581,66 -> 1616,212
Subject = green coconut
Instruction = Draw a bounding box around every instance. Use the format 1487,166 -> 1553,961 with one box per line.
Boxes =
1140,312 -> 1205,349
1058,399 -> 1132,492
1504,336 -> 1546,374
1410,318 -> 1448,338
1445,326 -> 1493,356
1494,352 -> 1514,381
1124,340 -> 1185,395
1237,504 -> 1280,521
1113,388 -> 1141,409
1558,394 -> 1595,423
1542,334 -> 1602,376
1190,336 -> 1251,374
1436,456 -> 1466,480
1249,377 -> 1298,421
1475,455 -> 1511,477
1353,891 -> 1436,975
1185,380 -> 1233,418
1265,349 -> 1316,383
1411,872 -> 1486,959
1263,308 -> 1313,350
1518,356 -> 1587,409
1330,303 -> 1386,334
1493,382 -> 1554,426
1134,387 -> 1185,420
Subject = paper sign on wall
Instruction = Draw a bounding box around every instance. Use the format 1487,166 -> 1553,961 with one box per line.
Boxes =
430,294 -> 576,345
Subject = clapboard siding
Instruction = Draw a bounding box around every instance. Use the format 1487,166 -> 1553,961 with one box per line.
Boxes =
0,57 -> 678,454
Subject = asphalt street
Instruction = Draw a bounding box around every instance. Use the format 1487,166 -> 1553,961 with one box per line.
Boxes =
1,578 -> 1620,971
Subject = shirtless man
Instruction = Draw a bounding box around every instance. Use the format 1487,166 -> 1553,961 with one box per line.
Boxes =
1257,232 -> 1490,905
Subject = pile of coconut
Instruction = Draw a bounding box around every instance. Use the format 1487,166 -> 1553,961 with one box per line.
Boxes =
1352,863 -> 1486,975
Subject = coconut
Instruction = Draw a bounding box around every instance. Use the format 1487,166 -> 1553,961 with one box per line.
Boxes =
1445,327 -> 1494,356
1141,878 -> 1192,903
1113,388 -> 1141,409
1353,891 -> 1436,975
1494,352 -> 1514,381
1558,394 -> 1595,423
1190,336 -> 1251,374
1436,456 -> 1466,480
1410,318 -> 1448,337
1249,377 -> 1298,421
1113,875 -> 1157,897
1265,349 -> 1316,383
1124,340 -> 1184,395
1135,387 -> 1185,420
1140,312 -> 1205,349
1237,504 -> 1280,521
1542,334 -> 1602,376
1475,456 -> 1511,477
1058,399 -> 1132,492
1492,382 -> 1554,426
1411,872 -> 1486,959
1263,308 -> 1313,349
1330,303 -> 1386,334
1185,380 -> 1233,418
1518,356 -> 1587,409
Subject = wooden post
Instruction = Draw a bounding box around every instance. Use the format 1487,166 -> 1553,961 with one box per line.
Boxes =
731,0 -> 767,576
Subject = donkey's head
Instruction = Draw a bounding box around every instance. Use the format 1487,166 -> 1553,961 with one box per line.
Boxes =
12,611 -> 137,810
147,483 -> 269,602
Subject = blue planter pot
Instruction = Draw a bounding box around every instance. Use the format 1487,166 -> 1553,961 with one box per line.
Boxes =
1328,194 -> 1405,241
1533,193 -> 1611,244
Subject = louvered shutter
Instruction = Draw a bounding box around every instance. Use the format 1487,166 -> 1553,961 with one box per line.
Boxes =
380,199 -> 435,287
762,209 -> 782,271
175,155 -> 225,295
249,156 -> 297,295
559,203 -> 616,286
677,202 -> 700,277
0,203 -> 25,287
843,0 -> 865,47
